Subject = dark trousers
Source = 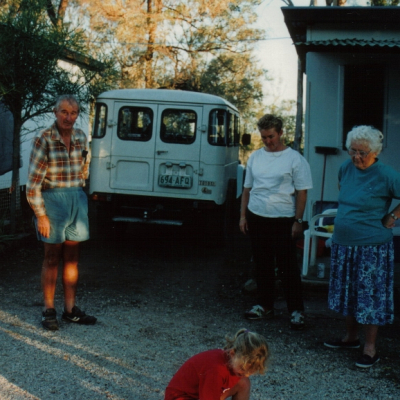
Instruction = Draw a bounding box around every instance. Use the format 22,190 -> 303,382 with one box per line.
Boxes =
247,210 -> 304,313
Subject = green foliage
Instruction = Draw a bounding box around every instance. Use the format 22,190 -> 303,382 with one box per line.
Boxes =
0,0 -> 118,233
0,0 -> 117,121
199,54 -> 267,124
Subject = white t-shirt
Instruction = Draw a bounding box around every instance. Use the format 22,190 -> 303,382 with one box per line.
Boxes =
244,147 -> 313,218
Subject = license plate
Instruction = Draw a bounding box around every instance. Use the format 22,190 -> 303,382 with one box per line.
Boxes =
159,174 -> 192,188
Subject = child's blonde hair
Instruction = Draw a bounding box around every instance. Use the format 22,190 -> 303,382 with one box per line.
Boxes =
224,329 -> 270,375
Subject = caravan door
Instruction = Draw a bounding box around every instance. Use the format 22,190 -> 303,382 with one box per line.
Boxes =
109,102 -> 156,192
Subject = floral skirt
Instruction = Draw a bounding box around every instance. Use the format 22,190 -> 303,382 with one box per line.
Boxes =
328,241 -> 394,326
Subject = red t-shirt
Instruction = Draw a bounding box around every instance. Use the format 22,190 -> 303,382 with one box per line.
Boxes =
165,349 -> 241,400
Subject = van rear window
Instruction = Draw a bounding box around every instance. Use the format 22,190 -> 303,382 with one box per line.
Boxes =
118,107 -> 153,141
160,110 -> 196,144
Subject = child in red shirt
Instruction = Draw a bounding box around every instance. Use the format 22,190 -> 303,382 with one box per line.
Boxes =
165,329 -> 269,400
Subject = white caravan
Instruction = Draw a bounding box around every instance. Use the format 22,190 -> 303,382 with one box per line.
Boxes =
89,89 -> 248,242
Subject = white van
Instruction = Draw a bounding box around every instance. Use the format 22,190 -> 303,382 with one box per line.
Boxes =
89,89 -> 249,242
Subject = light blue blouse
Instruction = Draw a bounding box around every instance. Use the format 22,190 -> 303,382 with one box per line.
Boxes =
333,159 -> 400,246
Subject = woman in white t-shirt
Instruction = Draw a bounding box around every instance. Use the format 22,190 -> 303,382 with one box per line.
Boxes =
239,114 -> 313,330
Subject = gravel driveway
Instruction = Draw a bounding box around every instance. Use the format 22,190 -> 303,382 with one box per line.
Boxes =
0,222 -> 399,400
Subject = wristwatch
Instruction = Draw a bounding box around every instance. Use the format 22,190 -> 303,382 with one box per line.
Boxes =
296,218 -> 303,224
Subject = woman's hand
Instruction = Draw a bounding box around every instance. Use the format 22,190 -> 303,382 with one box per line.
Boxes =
382,213 -> 397,229
292,221 -> 303,238
239,217 -> 248,234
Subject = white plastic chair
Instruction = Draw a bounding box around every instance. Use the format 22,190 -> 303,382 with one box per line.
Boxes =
302,209 -> 337,276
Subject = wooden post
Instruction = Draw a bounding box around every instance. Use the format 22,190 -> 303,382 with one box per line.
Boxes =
294,57 -> 303,152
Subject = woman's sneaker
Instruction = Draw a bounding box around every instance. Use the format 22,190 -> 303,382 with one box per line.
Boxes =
42,308 -> 59,331
355,353 -> 380,368
62,306 -> 97,325
290,310 -> 305,330
245,305 -> 274,320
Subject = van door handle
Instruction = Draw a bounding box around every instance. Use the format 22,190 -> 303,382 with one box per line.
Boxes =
157,150 -> 168,155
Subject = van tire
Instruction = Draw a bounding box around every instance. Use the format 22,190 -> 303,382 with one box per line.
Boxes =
90,201 -> 113,241
223,178 -> 238,246
201,179 -> 237,248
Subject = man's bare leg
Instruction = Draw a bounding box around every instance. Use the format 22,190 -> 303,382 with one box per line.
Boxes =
42,243 -> 63,310
62,240 -> 80,313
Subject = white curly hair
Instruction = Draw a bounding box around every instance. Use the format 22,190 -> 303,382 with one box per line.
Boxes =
345,125 -> 383,155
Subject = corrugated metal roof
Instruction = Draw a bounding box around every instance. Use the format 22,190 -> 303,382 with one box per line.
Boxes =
294,38 -> 400,49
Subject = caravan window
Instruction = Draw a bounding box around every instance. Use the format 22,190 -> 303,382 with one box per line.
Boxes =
92,103 -> 107,138
208,109 -> 226,146
160,109 -> 196,144
117,107 -> 153,141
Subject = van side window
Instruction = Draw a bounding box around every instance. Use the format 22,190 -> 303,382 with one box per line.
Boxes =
234,114 -> 240,146
117,107 -> 153,141
227,113 -> 234,147
208,109 -> 226,146
92,103 -> 107,138
161,109 -> 196,144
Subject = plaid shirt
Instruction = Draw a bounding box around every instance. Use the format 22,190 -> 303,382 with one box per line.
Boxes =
26,122 -> 90,217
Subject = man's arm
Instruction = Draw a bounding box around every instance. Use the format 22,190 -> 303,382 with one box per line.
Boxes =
26,136 -> 50,237
82,135 -> 91,180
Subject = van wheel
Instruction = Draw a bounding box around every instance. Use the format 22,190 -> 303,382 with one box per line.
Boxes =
223,178 -> 238,247
202,179 -> 237,248
90,201 -> 115,241
112,220 -> 129,243
202,205 -> 226,248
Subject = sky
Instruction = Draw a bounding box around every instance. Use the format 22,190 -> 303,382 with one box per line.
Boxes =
255,0 -> 310,102
255,0 -> 368,102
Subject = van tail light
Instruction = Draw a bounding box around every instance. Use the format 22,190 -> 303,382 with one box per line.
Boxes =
91,193 -> 112,202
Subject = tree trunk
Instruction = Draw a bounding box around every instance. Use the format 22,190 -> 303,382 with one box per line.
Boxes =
293,57 -> 303,152
145,0 -> 155,88
10,114 -> 23,234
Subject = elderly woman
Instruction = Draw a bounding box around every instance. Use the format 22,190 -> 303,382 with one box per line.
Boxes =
324,125 -> 400,368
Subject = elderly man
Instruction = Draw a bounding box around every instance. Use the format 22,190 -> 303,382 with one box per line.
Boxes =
27,94 -> 96,330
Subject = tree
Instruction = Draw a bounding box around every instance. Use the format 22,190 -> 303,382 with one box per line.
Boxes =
169,52 -> 268,129
45,0 -> 69,26
77,0 -> 267,121
0,0 -> 117,233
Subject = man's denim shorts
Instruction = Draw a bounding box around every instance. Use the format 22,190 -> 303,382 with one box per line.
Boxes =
35,187 -> 90,244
